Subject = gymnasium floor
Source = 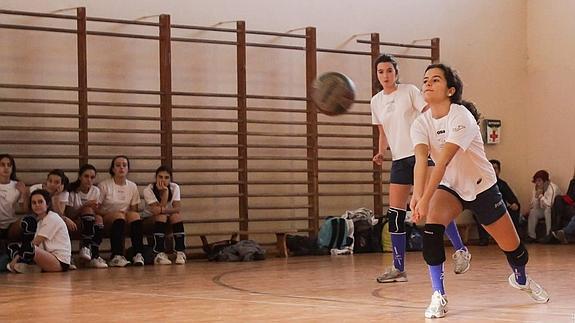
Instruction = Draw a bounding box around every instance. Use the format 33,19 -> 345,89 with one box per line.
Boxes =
0,244 -> 574,322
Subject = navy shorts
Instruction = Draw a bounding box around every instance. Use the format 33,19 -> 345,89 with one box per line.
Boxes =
438,184 -> 507,225
390,155 -> 434,185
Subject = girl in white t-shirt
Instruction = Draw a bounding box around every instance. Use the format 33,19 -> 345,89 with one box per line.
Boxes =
0,154 -> 29,241
410,64 -> 549,318
370,54 -> 470,284
30,169 -> 76,232
7,189 -> 71,273
98,156 -> 143,267
142,166 -> 186,265
66,164 -> 107,268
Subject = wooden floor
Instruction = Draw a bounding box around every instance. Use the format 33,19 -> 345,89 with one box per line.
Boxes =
1,244 -> 574,322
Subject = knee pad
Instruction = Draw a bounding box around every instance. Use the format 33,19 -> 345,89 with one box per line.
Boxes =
20,215 -> 37,239
422,223 -> 446,266
172,221 -> 185,235
388,207 -> 406,233
81,214 -> 96,237
19,242 -> 35,264
7,242 -> 20,260
504,243 -> 529,267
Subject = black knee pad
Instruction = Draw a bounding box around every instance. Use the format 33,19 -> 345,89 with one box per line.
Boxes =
81,214 -> 96,237
7,242 -> 20,260
388,207 -> 406,233
504,243 -> 529,267
422,223 -> 446,266
19,242 -> 35,264
20,215 -> 37,240
172,221 -> 185,235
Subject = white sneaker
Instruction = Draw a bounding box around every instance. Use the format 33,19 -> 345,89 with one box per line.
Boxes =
453,248 -> 471,274
425,291 -> 448,319
88,257 -> 109,269
13,262 -> 42,274
376,267 -> 407,283
108,255 -> 130,267
132,253 -> 145,266
175,251 -> 186,265
79,247 -> 91,261
508,274 -> 550,303
154,252 -> 172,265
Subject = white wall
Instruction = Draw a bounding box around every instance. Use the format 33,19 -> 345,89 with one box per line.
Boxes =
525,0 -> 575,202
2,0 -> 546,215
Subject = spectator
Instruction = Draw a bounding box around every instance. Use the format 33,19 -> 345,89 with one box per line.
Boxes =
526,170 -> 562,242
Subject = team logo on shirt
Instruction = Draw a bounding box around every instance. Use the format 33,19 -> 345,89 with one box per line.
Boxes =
436,129 -> 445,135
453,125 -> 466,132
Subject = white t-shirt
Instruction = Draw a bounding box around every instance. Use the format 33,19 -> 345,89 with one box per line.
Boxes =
530,182 -> 562,209
0,180 -> 22,229
30,183 -> 69,204
142,183 -> 181,218
411,104 -> 497,201
98,178 -> 141,214
36,211 -> 72,265
67,186 -> 101,211
371,83 -> 427,160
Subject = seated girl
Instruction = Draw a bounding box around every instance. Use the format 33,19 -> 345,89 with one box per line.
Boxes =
142,166 -> 186,265
7,189 -> 71,273
66,164 -> 107,268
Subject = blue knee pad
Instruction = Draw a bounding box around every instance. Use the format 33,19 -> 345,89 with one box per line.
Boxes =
422,223 -> 446,266
388,207 -> 406,233
505,243 -> 529,267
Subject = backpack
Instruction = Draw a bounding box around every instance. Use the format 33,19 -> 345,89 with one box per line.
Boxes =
318,217 -> 349,249
353,218 -> 384,253
200,234 -> 238,261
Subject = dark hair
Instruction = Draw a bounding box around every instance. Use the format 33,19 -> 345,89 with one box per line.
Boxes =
109,155 -> 130,176
0,154 -> 18,181
489,159 -> 501,169
425,63 -> 481,122
373,53 -> 399,92
532,170 -> 550,183
29,189 -> 52,213
152,165 -> 173,202
68,164 -> 97,192
47,169 -> 69,188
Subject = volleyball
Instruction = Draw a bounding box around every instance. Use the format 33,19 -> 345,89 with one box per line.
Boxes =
311,72 -> 356,116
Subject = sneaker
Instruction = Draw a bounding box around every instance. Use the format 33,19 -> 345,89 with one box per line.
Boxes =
13,262 -> 42,274
79,246 -> 91,261
508,274 -> 550,303
425,291 -> 448,319
552,230 -> 569,244
376,267 -> 407,283
453,248 -> 471,274
108,255 -> 130,267
88,257 -> 109,269
174,251 -> 186,265
132,253 -> 145,266
154,252 -> 172,265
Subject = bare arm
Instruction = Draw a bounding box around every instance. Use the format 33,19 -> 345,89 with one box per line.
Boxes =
412,142 -> 460,222
33,235 -> 47,247
373,125 -> 389,165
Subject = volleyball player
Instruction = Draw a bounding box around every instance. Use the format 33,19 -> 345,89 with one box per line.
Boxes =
410,63 -> 549,318
371,54 -> 471,283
